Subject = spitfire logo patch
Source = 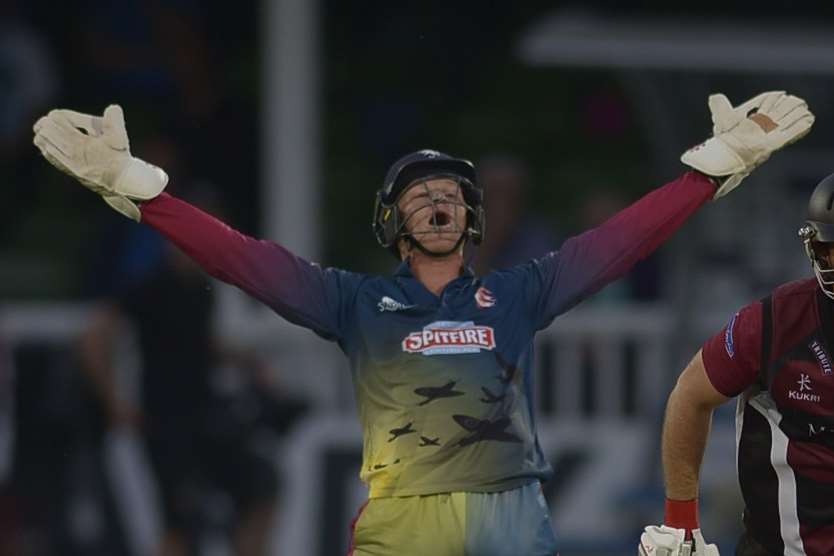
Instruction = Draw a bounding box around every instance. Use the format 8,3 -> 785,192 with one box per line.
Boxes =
402,321 -> 496,356
474,286 -> 496,308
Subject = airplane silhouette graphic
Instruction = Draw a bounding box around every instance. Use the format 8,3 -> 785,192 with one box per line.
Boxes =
373,458 -> 401,470
479,386 -> 505,404
494,352 -> 518,384
388,422 -> 416,442
414,380 -> 465,406
419,436 -> 440,447
452,414 -> 521,447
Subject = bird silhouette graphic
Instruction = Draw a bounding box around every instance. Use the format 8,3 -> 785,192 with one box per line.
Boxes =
479,386 -> 505,404
452,414 -> 521,447
414,380 -> 465,406
418,436 -> 440,447
388,422 -> 417,442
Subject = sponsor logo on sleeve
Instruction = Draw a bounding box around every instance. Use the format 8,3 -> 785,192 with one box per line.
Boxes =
809,339 -> 832,375
402,321 -> 496,356
724,312 -> 738,358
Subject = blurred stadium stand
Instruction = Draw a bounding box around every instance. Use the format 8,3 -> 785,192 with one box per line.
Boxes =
2,1 -> 834,555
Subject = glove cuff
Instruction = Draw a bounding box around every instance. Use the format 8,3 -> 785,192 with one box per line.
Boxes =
102,194 -> 141,222
665,497 -> 699,535
114,157 -> 169,201
680,137 -> 746,178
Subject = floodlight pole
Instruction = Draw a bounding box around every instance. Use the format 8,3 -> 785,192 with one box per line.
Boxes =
262,0 -> 321,260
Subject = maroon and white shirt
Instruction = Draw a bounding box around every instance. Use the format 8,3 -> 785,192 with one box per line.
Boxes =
702,278 -> 834,555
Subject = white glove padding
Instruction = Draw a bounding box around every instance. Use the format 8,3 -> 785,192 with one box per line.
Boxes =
639,525 -> 720,556
681,91 -> 814,200
32,105 -> 168,221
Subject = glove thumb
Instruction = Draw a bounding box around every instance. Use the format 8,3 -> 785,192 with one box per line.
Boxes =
103,104 -> 129,151
691,529 -> 720,556
708,94 -> 737,133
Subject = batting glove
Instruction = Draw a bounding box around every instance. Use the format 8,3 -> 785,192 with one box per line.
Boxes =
639,525 -> 720,556
33,105 -> 168,221
681,91 -> 814,199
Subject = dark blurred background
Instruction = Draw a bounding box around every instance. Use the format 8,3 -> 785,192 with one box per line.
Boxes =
2,1 -> 834,555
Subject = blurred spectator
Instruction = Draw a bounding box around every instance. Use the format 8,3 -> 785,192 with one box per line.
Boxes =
0,0 -> 59,247
0,1 -> 57,155
78,190 -> 303,556
470,154 -> 557,274
74,0 -> 218,120
71,0 -> 258,233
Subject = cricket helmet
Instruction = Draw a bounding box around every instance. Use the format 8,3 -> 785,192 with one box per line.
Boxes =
799,173 -> 834,298
373,149 -> 485,258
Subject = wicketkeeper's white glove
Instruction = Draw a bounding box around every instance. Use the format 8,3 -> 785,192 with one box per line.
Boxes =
681,91 -> 814,199
639,525 -> 720,556
32,105 -> 168,221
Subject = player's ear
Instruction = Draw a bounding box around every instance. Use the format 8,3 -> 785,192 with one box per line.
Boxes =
397,238 -> 409,261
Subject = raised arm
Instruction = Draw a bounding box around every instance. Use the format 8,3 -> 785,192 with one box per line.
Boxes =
32,104 -> 359,340
528,170 -> 714,327
526,91 -> 813,329
139,193 -> 358,339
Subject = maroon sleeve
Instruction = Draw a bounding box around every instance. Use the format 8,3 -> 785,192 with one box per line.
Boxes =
138,192 -> 360,341
701,300 -> 763,397
525,170 -> 717,329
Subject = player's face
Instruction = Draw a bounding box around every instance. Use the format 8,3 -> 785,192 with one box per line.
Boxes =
397,178 -> 467,253
811,242 -> 834,268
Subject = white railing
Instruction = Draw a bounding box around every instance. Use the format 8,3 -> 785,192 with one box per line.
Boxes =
0,300 -> 729,419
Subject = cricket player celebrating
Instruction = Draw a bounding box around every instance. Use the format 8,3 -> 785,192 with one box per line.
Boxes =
640,173 -> 834,556
33,91 -> 812,556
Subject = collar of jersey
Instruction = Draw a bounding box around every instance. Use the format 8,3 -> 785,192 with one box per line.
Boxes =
392,260 -> 475,305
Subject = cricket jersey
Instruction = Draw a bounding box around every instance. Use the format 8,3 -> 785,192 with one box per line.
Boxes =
140,170 -> 714,498
702,278 -> 834,556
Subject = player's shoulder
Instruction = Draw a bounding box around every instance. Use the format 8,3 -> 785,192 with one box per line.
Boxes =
770,276 -> 818,303
319,265 -> 372,288
482,252 -> 559,282
730,277 -> 817,326
768,277 -> 819,339
476,265 -> 533,295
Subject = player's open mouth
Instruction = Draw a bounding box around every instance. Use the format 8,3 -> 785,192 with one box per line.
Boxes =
430,211 -> 451,227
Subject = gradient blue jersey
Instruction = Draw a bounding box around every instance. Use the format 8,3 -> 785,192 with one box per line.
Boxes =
141,170 -> 715,497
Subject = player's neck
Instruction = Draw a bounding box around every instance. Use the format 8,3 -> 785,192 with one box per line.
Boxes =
406,251 -> 464,297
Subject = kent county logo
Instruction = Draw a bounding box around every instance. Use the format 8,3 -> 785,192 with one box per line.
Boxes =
474,286 -> 496,308
402,321 -> 496,356
788,373 -> 821,403
378,296 -> 415,313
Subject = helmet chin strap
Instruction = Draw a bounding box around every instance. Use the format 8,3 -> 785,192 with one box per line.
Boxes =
403,232 -> 467,259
